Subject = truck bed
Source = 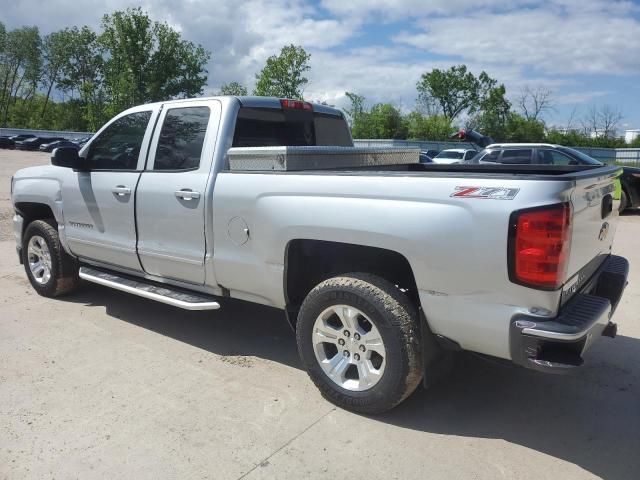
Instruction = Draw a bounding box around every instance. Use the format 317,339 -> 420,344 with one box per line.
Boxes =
225,144 -> 618,179
226,157 -> 619,180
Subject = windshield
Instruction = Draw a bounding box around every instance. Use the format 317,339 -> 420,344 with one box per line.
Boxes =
559,147 -> 603,165
436,151 -> 464,159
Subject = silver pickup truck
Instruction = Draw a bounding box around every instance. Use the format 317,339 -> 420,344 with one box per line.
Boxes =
11,96 -> 629,413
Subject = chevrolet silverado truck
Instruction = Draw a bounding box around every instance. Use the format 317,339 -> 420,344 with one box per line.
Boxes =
11,96 -> 629,413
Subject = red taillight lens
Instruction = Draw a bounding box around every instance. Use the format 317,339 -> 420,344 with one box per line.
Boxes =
280,99 -> 313,111
510,203 -> 572,289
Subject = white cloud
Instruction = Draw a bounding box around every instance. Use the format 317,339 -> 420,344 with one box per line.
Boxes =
2,0 -> 639,122
395,9 -> 640,76
555,90 -> 610,105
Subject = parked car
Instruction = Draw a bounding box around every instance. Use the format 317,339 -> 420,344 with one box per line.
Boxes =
39,140 -> 77,152
15,136 -> 66,151
432,148 -> 477,164
70,137 -> 92,147
10,134 -> 36,142
0,136 -> 15,149
11,96 -> 628,414
470,143 -> 640,211
419,149 -> 439,163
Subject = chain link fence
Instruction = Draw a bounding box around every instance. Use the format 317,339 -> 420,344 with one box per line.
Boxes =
0,127 -> 93,139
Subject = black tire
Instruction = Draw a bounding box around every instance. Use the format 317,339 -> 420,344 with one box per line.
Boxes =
619,189 -> 629,212
22,219 -> 80,297
296,273 -> 423,414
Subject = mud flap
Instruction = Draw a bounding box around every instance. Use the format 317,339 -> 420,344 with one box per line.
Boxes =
420,311 -> 456,388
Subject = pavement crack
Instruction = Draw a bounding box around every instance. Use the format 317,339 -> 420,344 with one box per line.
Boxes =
235,407 -> 335,480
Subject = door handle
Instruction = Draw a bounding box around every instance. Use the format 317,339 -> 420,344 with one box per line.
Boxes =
112,186 -> 131,196
175,189 -> 201,200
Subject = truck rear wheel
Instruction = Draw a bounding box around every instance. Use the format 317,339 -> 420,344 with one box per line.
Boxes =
22,219 -> 80,297
296,273 -> 423,414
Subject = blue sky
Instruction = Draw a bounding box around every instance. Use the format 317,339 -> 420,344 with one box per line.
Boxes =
4,0 -> 640,132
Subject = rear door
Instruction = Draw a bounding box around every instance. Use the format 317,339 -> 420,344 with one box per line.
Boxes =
136,100 -> 221,284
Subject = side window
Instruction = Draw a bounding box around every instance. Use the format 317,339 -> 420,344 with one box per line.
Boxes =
536,149 -> 575,165
464,151 -> 475,160
500,149 -> 533,164
86,111 -> 152,170
479,150 -> 500,162
153,107 -> 210,171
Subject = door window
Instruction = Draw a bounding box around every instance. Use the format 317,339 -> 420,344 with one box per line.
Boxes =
536,149 -> 575,165
478,150 -> 500,162
153,106 -> 211,171
500,149 -> 533,164
86,111 -> 152,170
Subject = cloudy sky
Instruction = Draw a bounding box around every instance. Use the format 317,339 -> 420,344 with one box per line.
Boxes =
4,0 -> 640,129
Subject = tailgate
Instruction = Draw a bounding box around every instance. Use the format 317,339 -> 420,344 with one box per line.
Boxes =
564,167 -> 621,293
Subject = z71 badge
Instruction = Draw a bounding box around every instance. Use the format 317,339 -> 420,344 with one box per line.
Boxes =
450,186 -> 520,200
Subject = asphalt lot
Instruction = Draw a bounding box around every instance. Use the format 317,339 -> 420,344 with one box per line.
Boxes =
1,149 -> 639,480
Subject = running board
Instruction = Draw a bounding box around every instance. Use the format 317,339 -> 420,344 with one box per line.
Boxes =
79,266 -> 220,311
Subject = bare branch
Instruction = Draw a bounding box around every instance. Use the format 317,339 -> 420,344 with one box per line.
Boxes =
582,104 -> 623,139
517,86 -> 554,121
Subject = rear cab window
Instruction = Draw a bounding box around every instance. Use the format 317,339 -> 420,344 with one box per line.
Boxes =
232,107 -> 352,147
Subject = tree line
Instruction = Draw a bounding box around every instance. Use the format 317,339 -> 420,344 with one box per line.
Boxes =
232,53 -> 638,148
0,8 -> 209,131
2,14 -> 637,147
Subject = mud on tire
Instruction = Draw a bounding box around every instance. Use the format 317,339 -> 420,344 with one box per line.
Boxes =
22,219 -> 80,297
296,273 -> 423,414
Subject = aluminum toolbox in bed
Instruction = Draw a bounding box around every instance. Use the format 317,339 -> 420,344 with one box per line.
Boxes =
226,146 -> 420,171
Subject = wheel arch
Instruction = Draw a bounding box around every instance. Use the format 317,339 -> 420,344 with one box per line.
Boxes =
15,202 -> 57,227
283,239 -> 420,330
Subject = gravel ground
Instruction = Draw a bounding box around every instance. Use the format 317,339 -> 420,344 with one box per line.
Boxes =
1,149 -> 639,480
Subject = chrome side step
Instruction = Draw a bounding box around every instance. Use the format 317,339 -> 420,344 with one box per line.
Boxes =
79,266 -> 220,311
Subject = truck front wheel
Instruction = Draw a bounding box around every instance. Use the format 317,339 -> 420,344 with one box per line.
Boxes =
22,219 -> 80,297
296,273 -> 423,414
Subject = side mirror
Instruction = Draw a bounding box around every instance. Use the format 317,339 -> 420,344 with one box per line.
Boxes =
51,147 -> 87,170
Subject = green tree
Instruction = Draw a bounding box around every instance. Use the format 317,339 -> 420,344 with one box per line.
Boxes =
57,26 -> 106,130
405,111 -> 453,141
254,44 -> 310,98
344,91 -> 365,128
503,113 -> 546,142
416,65 -> 503,121
469,83 -> 511,140
219,81 -> 247,96
99,7 -> 210,115
0,25 -> 42,126
40,29 -> 73,122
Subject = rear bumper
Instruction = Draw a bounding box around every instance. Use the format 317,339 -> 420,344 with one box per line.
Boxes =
510,254 -> 628,373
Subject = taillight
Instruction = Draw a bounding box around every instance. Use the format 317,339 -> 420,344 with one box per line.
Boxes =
508,203 -> 572,290
280,99 -> 313,111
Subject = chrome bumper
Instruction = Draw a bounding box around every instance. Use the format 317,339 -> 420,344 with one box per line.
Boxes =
510,255 -> 629,373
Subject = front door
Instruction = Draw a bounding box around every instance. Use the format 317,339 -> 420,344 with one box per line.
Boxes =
136,100 -> 221,284
61,108 -> 158,271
